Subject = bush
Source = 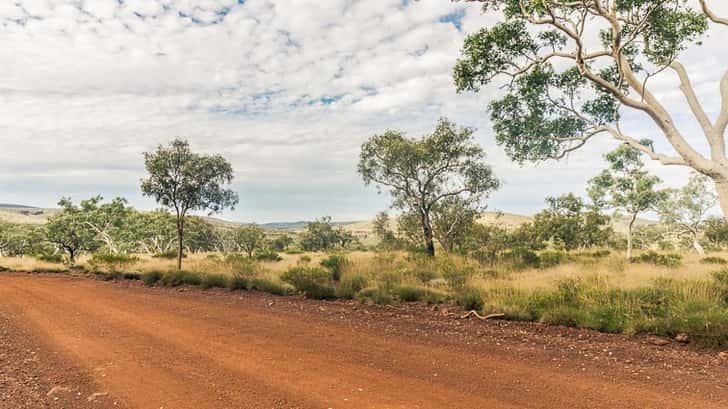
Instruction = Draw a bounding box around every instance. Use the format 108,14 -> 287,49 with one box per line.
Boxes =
226,273 -> 250,291
122,272 -> 141,280
0,265 -> 9,272
36,253 -> 64,263
142,271 -> 163,285
394,285 -> 426,302
281,266 -> 336,300
438,258 -> 473,291
457,287 -> 484,311
87,252 -> 139,273
200,274 -> 227,289
338,275 -> 368,299
702,256 -> 728,265
630,251 -> 682,267
538,251 -> 565,268
320,254 -> 350,281
357,288 -> 393,305
158,270 -> 202,287
251,278 -> 291,296
255,250 -> 283,262
152,250 -> 185,259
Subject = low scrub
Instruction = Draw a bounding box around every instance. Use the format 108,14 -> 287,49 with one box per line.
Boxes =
630,251 -> 682,268
393,285 -> 426,302
255,250 -> 283,262
702,256 -> 728,265
200,274 -> 227,289
457,287 -> 485,311
158,270 -> 202,287
87,252 -> 140,273
142,270 -> 163,285
152,250 -> 185,259
281,266 -> 337,300
226,273 -> 250,291
250,278 -> 292,296
320,254 -> 350,282
482,275 -> 728,347
338,275 -> 368,299
36,253 -> 64,264
357,288 -> 393,305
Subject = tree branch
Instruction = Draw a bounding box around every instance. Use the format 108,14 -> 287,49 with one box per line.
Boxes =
699,0 -> 728,26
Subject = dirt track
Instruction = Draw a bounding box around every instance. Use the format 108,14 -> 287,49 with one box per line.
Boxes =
2,274 -> 728,408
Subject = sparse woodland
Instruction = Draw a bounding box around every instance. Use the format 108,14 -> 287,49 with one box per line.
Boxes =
4,1 -> 728,347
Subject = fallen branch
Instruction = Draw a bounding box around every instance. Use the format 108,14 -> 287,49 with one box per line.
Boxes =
459,310 -> 505,320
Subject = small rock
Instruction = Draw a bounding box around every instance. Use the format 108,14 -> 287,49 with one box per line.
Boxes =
87,392 -> 109,402
47,386 -> 71,397
718,351 -> 728,359
648,336 -> 670,346
674,333 -> 689,343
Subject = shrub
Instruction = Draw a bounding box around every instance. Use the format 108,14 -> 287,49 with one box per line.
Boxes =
702,256 -> 728,265
224,254 -> 259,276
255,250 -> 283,262
152,250 -> 184,259
142,271 -> 163,285
338,275 -> 368,299
87,252 -> 140,273
36,253 -> 64,263
357,288 -> 393,305
284,248 -> 304,255
281,266 -> 336,299
457,287 -> 484,311
158,270 -> 202,287
31,267 -> 69,274
320,254 -> 350,281
122,272 -> 141,280
394,285 -> 426,302
630,251 -> 682,267
226,273 -> 250,291
251,278 -> 291,296
200,274 -> 227,289
438,258 -> 473,291
538,251 -> 565,268
0,265 -> 9,272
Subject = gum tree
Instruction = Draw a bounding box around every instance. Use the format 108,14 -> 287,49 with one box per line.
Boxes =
588,145 -> 667,258
358,118 -> 499,257
454,1 -> 728,216
141,139 -> 238,270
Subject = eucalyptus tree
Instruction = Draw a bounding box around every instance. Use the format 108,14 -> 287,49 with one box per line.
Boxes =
454,0 -> 728,216
358,118 -> 499,256
232,225 -> 267,257
657,173 -> 717,254
46,198 -> 100,264
588,145 -> 667,258
141,139 -> 239,270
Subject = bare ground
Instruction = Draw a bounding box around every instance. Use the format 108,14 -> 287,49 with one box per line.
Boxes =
2,273 -> 728,408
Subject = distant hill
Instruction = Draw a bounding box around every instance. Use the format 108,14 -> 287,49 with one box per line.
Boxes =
0,206 -> 59,225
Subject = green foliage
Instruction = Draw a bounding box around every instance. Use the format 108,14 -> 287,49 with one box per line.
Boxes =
200,274 -> 227,289
357,288 -> 393,305
457,287 -> 484,311
630,251 -> 682,268
437,258 -> 473,290
226,273 -> 250,291
358,117 -> 499,256
338,275 -> 368,299
702,256 -> 728,265
46,198 -> 102,264
36,253 -> 64,264
538,251 -> 565,269
320,254 -> 350,281
230,225 -> 267,258
530,193 -> 612,251
142,271 -> 163,285
87,252 -> 140,273
453,1 -> 711,168
281,266 -> 337,300
140,139 -> 238,269
158,270 -> 202,287
153,250 -> 182,259
394,285 -> 426,302
250,278 -> 292,296
255,250 -> 283,262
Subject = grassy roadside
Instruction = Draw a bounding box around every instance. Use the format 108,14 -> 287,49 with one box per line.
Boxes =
5,250 -> 728,348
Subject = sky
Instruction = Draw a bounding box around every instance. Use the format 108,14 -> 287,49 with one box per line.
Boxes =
1,1 -> 727,223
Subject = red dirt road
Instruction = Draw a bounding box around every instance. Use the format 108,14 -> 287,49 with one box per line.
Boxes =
2,274 -> 728,408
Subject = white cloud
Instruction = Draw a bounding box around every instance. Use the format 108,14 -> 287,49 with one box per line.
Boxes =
0,0 -> 727,221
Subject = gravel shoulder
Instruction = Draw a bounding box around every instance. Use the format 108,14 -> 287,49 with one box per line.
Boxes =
2,272 -> 728,409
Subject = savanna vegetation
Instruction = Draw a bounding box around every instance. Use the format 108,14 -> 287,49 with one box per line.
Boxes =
3,1 -> 728,348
